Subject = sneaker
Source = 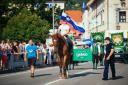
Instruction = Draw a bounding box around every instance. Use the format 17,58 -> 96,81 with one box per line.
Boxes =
112,77 -> 117,80
30,73 -> 34,78
102,78 -> 108,80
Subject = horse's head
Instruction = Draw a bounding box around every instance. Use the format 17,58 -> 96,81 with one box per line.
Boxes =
51,33 -> 62,47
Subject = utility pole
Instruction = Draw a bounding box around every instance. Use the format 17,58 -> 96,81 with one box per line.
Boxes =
107,0 -> 109,30
96,0 -> 98,32
52,0 -> 55,33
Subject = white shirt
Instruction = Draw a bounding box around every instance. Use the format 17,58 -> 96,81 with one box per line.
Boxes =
58,24 -> 70,35
25,44 -> 29,51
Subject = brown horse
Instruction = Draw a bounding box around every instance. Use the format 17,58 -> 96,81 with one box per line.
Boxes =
51,33 -> 72,79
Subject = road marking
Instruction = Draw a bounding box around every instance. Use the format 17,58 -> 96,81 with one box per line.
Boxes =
44,79 -> 62,85
44,66 -> 103,85
74,69 -> 93,75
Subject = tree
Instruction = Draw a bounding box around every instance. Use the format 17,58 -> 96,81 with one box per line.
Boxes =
65,0 -> 89,10
0,0 -> 63,40
2,9 -> 50,42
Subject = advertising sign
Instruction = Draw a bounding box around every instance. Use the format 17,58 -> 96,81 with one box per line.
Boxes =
111,32 -> 123,46
91,32 -> 104,43
73,48 -> 92,61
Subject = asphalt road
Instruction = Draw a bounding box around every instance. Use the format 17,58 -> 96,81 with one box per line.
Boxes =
0,62 -> 128,85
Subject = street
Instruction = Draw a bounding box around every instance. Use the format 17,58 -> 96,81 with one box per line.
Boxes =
0,62 -> 128,85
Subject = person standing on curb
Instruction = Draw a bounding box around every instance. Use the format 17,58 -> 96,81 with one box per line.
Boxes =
92,40 -> 100,69
99,42 -> 104,66
102,37 -> 116,80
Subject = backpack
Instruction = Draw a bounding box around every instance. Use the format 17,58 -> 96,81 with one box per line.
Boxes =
92,43 -> 98,55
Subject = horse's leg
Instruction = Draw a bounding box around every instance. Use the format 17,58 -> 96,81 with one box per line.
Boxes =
68,55 -> 71,70
62,55 -> 69,79
57,56 -> 62,78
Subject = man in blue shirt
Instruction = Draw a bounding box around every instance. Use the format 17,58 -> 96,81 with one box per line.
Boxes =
24,39 -> 38,77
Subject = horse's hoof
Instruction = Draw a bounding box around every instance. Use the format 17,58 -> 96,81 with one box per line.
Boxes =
58,74 -> 62,79
63,76 -> 68,79
59,76 -> 63,79
66,72 -> 69,78
62,75 -> 68,79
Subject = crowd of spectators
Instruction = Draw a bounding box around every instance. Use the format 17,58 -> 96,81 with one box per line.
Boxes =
0,40 -> 54,71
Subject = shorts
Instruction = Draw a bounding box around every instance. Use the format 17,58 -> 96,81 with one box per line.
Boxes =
28,57 -> 36,67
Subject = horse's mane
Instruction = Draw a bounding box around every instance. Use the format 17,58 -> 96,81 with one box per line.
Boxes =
53,33 -> 67,48
54,33 -> 66,43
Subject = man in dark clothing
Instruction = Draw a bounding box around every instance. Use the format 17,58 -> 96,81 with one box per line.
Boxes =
102,37 -> 116,80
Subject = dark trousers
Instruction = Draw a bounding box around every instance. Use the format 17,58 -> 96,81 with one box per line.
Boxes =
99,54 -> 104,65
103,59 -> 116,79
93,54 -> 99,64
92,54 -> 99,69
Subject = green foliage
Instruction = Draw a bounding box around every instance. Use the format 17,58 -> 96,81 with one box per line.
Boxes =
2,9 -> 50,42
0,0 -> 63,40
65,0 -> 89,10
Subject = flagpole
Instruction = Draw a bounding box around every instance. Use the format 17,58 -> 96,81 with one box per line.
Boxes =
52,0 -> 55,33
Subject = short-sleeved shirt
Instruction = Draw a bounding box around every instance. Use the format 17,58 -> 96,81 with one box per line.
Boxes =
59,24 -> 70,35
105,43 -> 114,58
26,44 -> 37,59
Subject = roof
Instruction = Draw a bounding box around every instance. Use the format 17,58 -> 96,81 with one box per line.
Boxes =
65,10 -> 83,22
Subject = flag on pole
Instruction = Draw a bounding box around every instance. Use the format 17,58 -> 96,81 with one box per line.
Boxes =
60,12 -> 85,33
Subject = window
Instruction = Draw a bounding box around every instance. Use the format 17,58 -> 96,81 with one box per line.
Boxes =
120,0 -> 125,1
119,11 -> 126,22
121,2 -> 126,7
120,0 -> 126,7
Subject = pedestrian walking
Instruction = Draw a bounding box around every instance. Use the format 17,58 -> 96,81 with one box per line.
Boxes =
24,39 -> 39,77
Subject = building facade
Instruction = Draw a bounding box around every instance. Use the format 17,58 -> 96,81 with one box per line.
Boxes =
83,0 -> 128,33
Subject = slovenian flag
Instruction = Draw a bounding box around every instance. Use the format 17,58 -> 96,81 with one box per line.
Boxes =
60,12 -> 85,33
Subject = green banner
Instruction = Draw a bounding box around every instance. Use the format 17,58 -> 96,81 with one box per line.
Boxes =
111,32 -> 124,53
73,48 -> 92,61
111,32 -> 123,46
91,32 -> 104,43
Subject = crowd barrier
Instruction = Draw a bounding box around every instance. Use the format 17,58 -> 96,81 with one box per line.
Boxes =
5,52 -> 44,70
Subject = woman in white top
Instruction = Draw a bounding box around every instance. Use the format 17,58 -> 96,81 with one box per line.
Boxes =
58,21 -> 73,53
58,22 -> 70,37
